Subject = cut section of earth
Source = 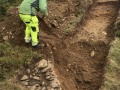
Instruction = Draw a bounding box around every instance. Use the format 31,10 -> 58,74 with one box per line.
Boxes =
0,0 -> 120,90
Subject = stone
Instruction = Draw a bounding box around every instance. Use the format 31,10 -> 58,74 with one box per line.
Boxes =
30,85 -> 36,90
9,31 -> 12,35
46,43 -> 50,47
46,75 -> 51,80
41,63 -> 52,73
51,81 -> 59,88
46,75 -> 54,81
36,86 -> 41,90
3,36 -> 8,41
21,81 -> 28,86
51,87 -> 61,90
2,27 -> 5,30
38,59 -> 48,68
41,43 -> 45,47
46,71 -> 56,81
42,82 -> 45,85
90,51 -> 95,57
53,47 -> 57,50
30,84 -> 40,90
50,51 -> 53,54
33,76 -> 40,80
46,71 -> 54,76
30,75 -> 32,78
21,75 -> 29,80
27,69 -> 30,73
41,87 -> 47,90
102,31 -> 107,35
11,36 -> 14,39
35,67 -> 39,72
50,78 -> 61,88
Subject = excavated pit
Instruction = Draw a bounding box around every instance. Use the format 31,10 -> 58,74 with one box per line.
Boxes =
0,0 -> 119,90
51,0 -> 120,90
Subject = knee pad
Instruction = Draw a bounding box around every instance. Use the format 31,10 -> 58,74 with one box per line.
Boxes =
31,26 -> 36,32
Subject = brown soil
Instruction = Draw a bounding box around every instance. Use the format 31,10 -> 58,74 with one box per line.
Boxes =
0,0 -> 119,90
52,0 -> 119,90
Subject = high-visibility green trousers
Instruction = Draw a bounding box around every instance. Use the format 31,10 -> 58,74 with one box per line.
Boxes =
19,14 -> 39,46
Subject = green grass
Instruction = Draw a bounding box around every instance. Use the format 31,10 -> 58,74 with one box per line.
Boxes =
0,42 -> 42,81
0,42 -> 42,89
103,38 -> 120,90
0,0 -> 23,22
0,81 -> 21,90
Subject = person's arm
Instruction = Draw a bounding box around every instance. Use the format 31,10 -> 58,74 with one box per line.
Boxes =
39,0 -> 47,16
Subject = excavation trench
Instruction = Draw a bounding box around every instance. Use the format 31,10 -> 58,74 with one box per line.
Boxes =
0,0 -> 119,90
10,0 -> 119,90
50,0 -> 120,90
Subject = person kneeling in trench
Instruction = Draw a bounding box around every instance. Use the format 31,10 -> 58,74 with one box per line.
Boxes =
19,0 -> 48,47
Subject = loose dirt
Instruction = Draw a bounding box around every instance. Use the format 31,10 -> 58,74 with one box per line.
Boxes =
52,0 -> 119,90
0,0 -> 119,90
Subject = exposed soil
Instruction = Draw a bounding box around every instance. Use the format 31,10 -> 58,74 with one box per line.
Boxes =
52,0 -> 119,90
0,0 -> 119,90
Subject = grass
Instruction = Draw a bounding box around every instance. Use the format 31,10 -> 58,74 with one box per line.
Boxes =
0,42 -> 42,81
0,81 -> 21,90
0,42 -> 42,89
103,38 -> 120,90
63,0 -> 93,34
0,0 -> 23,22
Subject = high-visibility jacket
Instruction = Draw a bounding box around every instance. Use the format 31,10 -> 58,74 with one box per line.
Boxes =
19,0 -> 47,16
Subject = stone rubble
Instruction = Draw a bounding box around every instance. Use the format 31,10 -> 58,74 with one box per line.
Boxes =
19,59 -> 61,90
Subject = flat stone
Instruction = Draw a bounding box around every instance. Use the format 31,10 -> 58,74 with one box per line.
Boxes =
51,81 -> 59,88
50,78 -> 61,88
21,81 -> 28,86
3,36 -> 9,41
2,27 -> 5,30
41,87 -> 47,90
46,75 -> 54,81
30,85 -> 36,90
46,71 -> 56,81
21,75 -> 29,80
41,63 -> 52,73
33,76 -> 40,80
38,59 -> 48,68
46,71 -> 54,76
30,84 -> 40,90
46,75 -> 51,79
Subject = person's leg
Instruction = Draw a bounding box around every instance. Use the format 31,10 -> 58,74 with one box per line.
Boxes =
30,16 -> 39,46
25,26 -> 31,43
19,14 -> 32,43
